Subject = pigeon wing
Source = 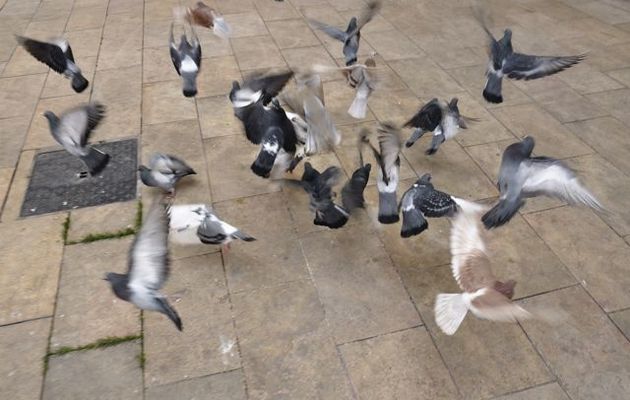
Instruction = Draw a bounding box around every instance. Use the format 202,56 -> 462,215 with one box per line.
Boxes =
244,70 -> 294,104
169,24 -> 182,74
58,103 -> 105,147
16,36 -> 68,73
309,19 -> 347,42
303,94 -> 340,154
150,154 -> 194,175
355,0 -> 382,32
129,201 -> 170,291
404,98 -> 441,130
471,289 -> 532,322
377,122 -> 402,176
504,53 -> 585,80
418,189 -> 457,218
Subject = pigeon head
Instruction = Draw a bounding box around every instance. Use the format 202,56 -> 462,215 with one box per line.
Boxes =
347,17 -> 358,33
418,173 -> 432,185
43,111 -> 60,130
229,81 -> 240,101
520,136 -> 535,154
104,272 -> 131,301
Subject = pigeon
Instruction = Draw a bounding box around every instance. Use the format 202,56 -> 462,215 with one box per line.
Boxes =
478,25 -> 584,103
434,198 -> 529,335
16,35 -> 88,93
182,2 -> 232,39
168,204 -> 255,252
309,0 -> 382,66
105,199 -> 183,332
341,129 -> 372,213
404,98 -> 478,155
362,122 -> 402,224
399,173 -> 457,238
139,153 -> 196,195
291,162 -> 350,229
281,72 -> 340,160
482,136 -> 603,229
43,103 -> 109,175
230,72 -> 299,178
169,22 -> 202,97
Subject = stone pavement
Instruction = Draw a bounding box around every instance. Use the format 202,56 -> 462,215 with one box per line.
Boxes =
1,0 -> 630,399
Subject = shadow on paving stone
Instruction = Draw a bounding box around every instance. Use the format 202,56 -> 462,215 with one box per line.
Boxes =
20,139 -> 138,217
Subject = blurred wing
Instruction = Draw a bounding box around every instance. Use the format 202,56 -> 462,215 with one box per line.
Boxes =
376,122 -> 402,173
304,94 -> 340,154
16,36 -> 67,73
404,98 -> 441,129
505,53 -> 585,80
129,201 -> 170,290
471,289 -> 532,322
309,19 -> 347,42
58,105 -> 99,147
355,0 -> 382,32
169,24 -> 181,74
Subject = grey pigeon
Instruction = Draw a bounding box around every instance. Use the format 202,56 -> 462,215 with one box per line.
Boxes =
404,98 -> 478,155
229,72 -> 299,177
290,162 -> 350,229
105,199 -> 182,331
43,103 -> 109,175
479,26 -> 584,103
341,129 -> 372,213
482,136 -> 603,229
168,204 -> 255,252
435,198 -> 528,335
16,35 -> 88,92
139,153 -> 196,195
399,173 -> 457,237
309,0 -> 381,66
169,22 -> 202,97
362,122 -> 402,224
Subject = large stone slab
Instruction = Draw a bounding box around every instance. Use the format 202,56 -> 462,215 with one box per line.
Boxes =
50,237 -> 140,350
0,318 -> 51,400
0,115 -> 30,168
232,280 -> 353,399
146,369 -> 247,400
609,308 -> 630,340
0,74 -> 46,119
519,286 -> 630,400
231,35 -> 286,70
493,383 -> 570,400
43,341 -> 143,400
142,80 -> 198,126
339,327 -> 459,400
144,253 -> 239,387
0,214 -> 65,324
67,201 -> 138,243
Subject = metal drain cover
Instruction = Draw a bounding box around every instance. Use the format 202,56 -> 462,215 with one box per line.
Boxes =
21,139 -> 138,217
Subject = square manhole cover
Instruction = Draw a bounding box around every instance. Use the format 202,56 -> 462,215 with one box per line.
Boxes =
21,139 -> 138,217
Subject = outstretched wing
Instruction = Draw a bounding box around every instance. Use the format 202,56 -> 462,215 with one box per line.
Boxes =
58,103 -> 106,147
404,98 -> 442,130
16,36 -> 68,73
504,53 -> 585,80
129,201 -> 170,290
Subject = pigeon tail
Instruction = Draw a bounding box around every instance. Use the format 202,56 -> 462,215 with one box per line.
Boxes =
482,197 -> 524,229
80,147 -> 110,175
378,191 -> 399,224
157,297 -> 183,331
405,128 -> 425,148
348,92 -> 368,119
400,208 -> 428,238
314,203 -> 349,229
251,149 -> 277,178
71,73 -> 89,93
212,16 -> 232,39
435,293 -> 469,335
483,72 -> 503,104
233,230 -> 256,242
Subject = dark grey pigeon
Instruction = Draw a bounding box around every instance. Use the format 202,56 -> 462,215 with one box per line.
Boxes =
230,73 -> 299,178
43,103 -> 109,175
105,199 -> 182,331
480,27 -> 584,103
289,162 -> 349,229
139,153 -> 196,195
309,0 -> 381,66
16,35 -> 88,93
483,136 -> 603,229
399,173 -> 457,238
404,98 -> 479,155
169,22 -> 202,97
362,122 -> 402,224
341,129 -> 372,213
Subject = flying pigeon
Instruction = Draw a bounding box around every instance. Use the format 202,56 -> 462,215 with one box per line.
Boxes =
182,1 -> 232,39
399,173 -> 457,238
479,25 -> 584,103
290,162 -> 350,229
139,153 -> 196,195
168,204 -> 255,252
105,199 -> 183,332
309,0 -> 382,66
43,103 -> 109,175
230,72 -> 299,177
16,35 -> 88,93
169,22 -> 202,97
434,198 -> 529,335
341,129 -> 372,213
362,122 -> 402,224
404,98 -> 478,155
482,136 -> 603,229
281,72 -> 340,160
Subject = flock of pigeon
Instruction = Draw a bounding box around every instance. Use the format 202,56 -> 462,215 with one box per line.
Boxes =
15,1 -> 606,336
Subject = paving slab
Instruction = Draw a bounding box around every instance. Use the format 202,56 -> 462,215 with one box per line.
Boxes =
144,253 -> 239,387
231,35 -> 287,70
142,80 -> 198,126
519,286 -> 630,400
43,341 -> 143,400
0,317 -> 50,400
0,115 -> 30,168
50,237 -> 140,350
609,308 -> 630,340
586,88 -> 630,127
197,95 -> 243,138
267,18 -> 320,49
493,383 -> 570,400
0,74 -> 47,119
196,55 -> 242,98
146,369 -> 247,400
66,201 -> 137,245
340,327 -> 459,400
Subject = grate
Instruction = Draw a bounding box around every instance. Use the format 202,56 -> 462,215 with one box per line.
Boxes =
21,139 -> 138,217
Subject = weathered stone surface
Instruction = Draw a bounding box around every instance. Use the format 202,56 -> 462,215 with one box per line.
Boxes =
146,369 -> 247,400
67,201 -> 138,243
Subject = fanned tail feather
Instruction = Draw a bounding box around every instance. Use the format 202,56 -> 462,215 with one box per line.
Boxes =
435,293 -> 468,335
